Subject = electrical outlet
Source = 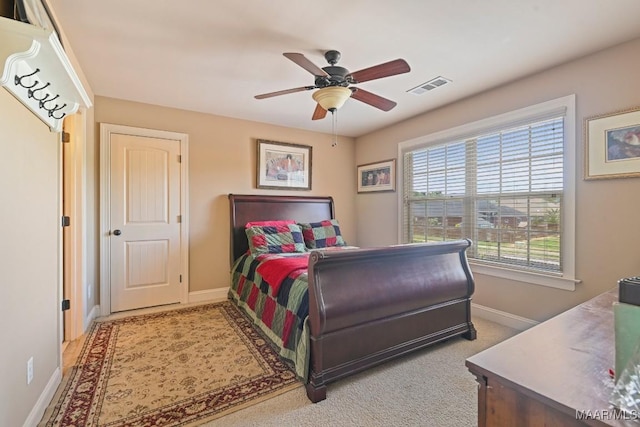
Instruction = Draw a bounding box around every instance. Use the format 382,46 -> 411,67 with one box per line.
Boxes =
27,357 -> 33,385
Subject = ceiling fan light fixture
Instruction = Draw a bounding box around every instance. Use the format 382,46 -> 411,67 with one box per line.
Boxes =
312,86 -> 351,111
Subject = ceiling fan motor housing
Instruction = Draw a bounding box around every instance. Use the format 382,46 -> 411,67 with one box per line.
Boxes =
316,66 -> 350,87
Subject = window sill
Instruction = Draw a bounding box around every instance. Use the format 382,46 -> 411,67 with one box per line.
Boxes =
470,262 -> 581,291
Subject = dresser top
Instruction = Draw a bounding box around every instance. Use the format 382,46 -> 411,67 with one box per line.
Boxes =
466,289 -> 635,426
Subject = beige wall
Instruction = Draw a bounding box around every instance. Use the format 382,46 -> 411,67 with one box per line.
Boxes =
0,89 -> 61,426
94,97 -> 356,294
355,37 -> 640,322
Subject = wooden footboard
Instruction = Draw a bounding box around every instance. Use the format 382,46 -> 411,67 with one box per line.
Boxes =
305,240 -> 476,402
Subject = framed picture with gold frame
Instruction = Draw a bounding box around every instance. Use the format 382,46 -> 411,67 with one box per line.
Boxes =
357,159 -> 396,193
256,139 -> 312,190
585,106 -> 640,180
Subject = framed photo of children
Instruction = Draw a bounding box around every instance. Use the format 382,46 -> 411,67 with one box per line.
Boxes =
357,159 -> 396,193
585,106 -> 640,180
256,139 -> 312,190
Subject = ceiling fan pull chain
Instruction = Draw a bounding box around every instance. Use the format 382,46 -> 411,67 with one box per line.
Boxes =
332,109 -> 338,147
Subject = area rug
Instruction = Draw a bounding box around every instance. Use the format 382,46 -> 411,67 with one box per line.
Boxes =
40,301 -> 301,426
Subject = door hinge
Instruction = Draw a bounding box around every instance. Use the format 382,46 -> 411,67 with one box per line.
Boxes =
177,154 -> 181,163
180,274 -> 182,283
177,215 -> 182,223
61,131 -> 71,143
61,299 -> 71,311
61,216 -> 71,227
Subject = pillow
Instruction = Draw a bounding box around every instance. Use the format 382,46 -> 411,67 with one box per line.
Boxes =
246,223 -> 306,255
299,219 -> 346,249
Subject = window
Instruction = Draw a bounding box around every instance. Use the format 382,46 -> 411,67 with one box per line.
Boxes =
399,95 -> 578,290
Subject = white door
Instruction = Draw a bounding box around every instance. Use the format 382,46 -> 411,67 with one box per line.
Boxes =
109,133 -> 182,312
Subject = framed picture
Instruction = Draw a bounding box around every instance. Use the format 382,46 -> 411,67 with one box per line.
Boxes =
585,106 -> 640,180
357,159 -> 396,193
256,139 -> 312,190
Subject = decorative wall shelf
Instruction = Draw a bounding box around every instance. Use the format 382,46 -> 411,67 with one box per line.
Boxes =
0,16 -> 91,132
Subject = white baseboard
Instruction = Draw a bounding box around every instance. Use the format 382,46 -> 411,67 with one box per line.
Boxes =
188,288 -> 228,304
23,367 -> 61,427
84,304 -> 100,332
471,303 -> 539,331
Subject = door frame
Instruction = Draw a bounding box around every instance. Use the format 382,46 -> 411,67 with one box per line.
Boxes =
99,123 -> 190,316
58,108 -> 90,344
61,111 -> 87,343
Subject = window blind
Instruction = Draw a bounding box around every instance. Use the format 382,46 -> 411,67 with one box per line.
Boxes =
403,117 -> 564,273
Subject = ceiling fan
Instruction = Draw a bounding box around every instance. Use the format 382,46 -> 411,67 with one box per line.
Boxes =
254,50 -> 411,120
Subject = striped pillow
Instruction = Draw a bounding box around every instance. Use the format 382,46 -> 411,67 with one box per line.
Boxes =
299,219 -> 346,249
246,223 -> 306,255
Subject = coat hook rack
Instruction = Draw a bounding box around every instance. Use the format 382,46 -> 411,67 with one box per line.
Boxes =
2,17 -> 92,131
14,67 -> 68,122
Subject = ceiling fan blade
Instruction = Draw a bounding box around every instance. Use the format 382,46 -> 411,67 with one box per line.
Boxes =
284,53 -> 329,77
349,59 -> 410,83
312,103 -> 327,120
254,86 -> 315,99
351,87 -> 397,111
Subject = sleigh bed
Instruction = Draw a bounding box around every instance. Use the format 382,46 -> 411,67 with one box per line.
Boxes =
228,194 -> 476,402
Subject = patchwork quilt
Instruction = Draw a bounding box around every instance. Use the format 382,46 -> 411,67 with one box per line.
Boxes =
229,252 -> 312,381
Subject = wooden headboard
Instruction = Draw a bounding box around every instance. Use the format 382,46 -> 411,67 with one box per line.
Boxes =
228,194 -> 335,263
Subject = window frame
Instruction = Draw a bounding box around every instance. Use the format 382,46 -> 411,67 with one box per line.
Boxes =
397,95 -> 579,291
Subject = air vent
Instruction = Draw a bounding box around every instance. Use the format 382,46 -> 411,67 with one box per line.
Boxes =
407,76 -> 451,95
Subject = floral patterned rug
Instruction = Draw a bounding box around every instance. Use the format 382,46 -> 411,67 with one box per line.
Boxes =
39,301 -> 300,426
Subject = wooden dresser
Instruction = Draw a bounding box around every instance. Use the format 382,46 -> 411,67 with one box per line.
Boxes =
466,290 -> 638,426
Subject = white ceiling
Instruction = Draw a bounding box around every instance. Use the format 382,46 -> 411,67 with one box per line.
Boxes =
49,0 -> 640,137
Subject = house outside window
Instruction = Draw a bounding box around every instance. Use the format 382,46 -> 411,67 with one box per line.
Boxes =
398,95 -> 578,290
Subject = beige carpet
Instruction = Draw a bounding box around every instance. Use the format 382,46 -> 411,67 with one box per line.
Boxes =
208,315 -> 520,427
39,301 -> 300,427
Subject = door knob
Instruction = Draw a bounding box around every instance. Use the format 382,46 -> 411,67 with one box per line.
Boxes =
112,229 -> 122,236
